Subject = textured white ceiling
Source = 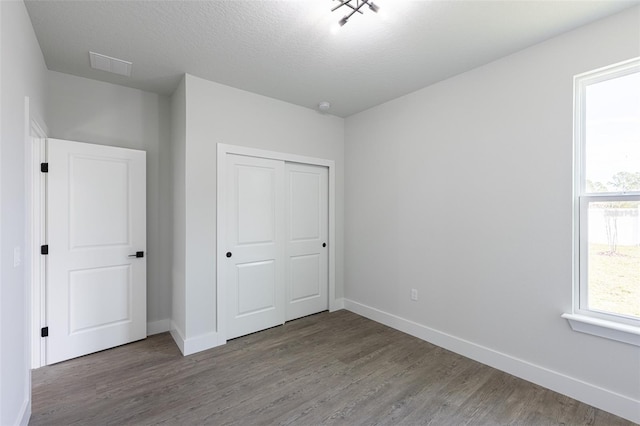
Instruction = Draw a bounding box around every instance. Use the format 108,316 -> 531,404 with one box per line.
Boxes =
25,0 -> 639,117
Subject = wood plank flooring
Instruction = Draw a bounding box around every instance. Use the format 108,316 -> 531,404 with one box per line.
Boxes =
31,310 -> 634,425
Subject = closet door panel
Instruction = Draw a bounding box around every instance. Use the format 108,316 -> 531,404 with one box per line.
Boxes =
224,154 -> 285,339
285,163 -> 329,321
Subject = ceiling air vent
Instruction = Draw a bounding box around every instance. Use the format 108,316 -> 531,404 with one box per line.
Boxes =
89,51 -> 132,77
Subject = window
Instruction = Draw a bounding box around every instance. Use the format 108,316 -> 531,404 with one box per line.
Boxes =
564,58 -> 640,346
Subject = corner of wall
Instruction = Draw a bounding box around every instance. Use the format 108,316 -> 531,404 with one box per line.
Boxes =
169,321 -> 186,355
169,320 -> 222,356
170,76 -> 187,338
147,319 -> 171,336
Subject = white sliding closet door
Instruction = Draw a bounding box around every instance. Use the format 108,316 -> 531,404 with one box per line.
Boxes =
285,163 -> 328,321
224,154 -> 285,340
222,153 -> 329,340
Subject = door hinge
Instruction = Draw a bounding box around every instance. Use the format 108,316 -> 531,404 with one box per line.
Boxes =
40,163 -> 48,173
41,245 -> 49,255
41,327 -> 49,337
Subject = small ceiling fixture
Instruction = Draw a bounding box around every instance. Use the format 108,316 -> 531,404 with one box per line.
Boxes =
318,101 -> 331,112
332,0 -> 380,27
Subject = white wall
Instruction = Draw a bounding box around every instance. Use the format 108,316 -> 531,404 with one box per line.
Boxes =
344,6 -> 640,422
0,1 -> 48,424
171,74 -> 344,350
46,71 -> 173,331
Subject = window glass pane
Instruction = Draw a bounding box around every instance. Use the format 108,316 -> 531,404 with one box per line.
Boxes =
585,71 -> 640,193
587,200 -> 640,319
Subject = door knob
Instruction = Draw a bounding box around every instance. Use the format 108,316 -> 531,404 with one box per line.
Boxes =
128,251 -> 144,258
322,243 -> 326,248
226,252 -> 232,258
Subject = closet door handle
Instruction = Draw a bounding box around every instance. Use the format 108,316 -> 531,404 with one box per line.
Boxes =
226,252 -> 232,258
322,243 -> 326,248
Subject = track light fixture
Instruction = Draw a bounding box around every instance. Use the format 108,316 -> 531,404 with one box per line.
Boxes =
332,0 -> 380,27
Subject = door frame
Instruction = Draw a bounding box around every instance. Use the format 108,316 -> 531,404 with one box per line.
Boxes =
216,143 -> 337,344
26,103 -> 48,369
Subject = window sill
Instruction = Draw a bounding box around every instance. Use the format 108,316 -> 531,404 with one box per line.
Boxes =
562,313 -> 640,347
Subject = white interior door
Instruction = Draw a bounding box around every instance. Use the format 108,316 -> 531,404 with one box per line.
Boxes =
285,163 -> 328,321
47,138 -> 146,364
224,154 -> 285,340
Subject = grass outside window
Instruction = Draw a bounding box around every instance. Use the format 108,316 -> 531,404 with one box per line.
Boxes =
588,243 -> 640,319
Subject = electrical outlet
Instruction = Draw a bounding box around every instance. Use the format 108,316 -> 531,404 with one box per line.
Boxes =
13,246 -> 21,268
410,288 -> 418,301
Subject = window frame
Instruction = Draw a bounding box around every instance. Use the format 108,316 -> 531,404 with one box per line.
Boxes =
566,57 -> 640,346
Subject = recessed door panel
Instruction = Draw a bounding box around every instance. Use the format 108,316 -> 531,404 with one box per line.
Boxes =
237,166 -> 276,245
237,261 -> 276,316
290,171 -> 320,241
69,156 -> 129,248
290,254 -> 321,301
69,265 -> 131,333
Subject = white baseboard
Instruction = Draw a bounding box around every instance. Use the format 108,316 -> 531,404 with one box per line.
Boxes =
17,396 -> 30,426
169,321 -> 224,356
182,331 -> 223,356
344,299 -> 640,424
169,321 -> 187,355
147,319 -> 171,336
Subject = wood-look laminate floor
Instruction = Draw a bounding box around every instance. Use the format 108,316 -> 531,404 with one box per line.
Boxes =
31,310 -> 633,426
